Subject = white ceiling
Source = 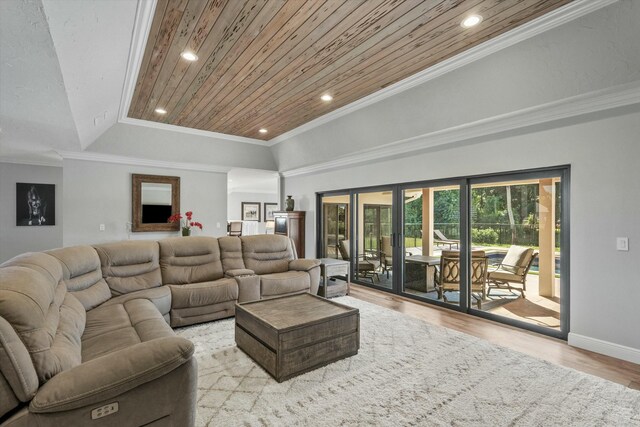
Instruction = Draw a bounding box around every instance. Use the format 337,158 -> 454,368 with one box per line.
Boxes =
0,0 -> 79,156
42,0 -> 137,149
0,0 -> 137,161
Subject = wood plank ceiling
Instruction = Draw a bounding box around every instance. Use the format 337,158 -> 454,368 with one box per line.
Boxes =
128,0 -> 572,141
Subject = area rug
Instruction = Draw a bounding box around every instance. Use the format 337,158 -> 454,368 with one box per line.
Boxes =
176,297 -> 640,426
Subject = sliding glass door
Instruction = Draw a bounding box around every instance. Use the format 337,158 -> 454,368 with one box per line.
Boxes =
353,189 -> 394,290
401,183 -> 461,308
317,166 -> 569,339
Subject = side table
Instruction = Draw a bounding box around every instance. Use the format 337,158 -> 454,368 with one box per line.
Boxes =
318,258 -> 350,298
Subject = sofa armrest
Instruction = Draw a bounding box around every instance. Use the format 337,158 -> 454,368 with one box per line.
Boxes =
30,336 -> 194,413
224,268 -> 255,278
289,259 -> 321,272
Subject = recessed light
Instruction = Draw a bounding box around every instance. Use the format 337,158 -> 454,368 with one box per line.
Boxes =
155,108 -> 167,115
259,128 -> 268,134
320,94 -> 333,102
461,14 -> 483,29
180,51 -> 198,61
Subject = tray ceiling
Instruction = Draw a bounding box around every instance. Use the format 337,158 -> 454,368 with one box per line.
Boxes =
128,0 -> 572,141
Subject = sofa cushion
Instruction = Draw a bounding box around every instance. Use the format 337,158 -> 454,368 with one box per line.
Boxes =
168,278 -> 238,309
218,236 -> 246,271
241,235 -> 295,275
0,253 -> 85,385
82,299 -> 174,362
159,236 -> 224,284
101,287 -> 171,320
94,240 -> 162,296
260,271 -> 310,297
47,246 -> 111,311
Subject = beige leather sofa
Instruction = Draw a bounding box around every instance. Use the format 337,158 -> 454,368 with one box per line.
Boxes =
0,234 -> 320,425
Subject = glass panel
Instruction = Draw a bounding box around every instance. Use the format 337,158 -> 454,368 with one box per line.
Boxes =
355,191 -> 393,289
470,177 -> 562,332
321,195 -> 350,259
402,185 -> 460,306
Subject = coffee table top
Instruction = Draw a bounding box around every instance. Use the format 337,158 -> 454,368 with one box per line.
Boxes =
236,293 -> 357,331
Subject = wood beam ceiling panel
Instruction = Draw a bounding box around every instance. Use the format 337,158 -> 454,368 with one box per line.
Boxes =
231,0 -> 571,137
128,0 -> 574,140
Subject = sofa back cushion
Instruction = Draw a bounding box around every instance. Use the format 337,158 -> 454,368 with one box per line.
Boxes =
0,253 -> 85,385
159,236 -> 223,284
218,236 -> 246,271
240,235 -> 295,275
94,240 -> 163,296
47,246 -> 111,311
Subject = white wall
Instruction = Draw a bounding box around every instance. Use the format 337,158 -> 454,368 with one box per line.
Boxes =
62,159 -> 227,246
0,163 -> 63,262
227,191 -> 279,234
283,110 -> 640,361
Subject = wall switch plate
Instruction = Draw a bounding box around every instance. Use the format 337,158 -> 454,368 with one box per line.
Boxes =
99,224 -> 106,231
91,402 -> 118,419
617,237 -> 629,251
216,222 -> 221,228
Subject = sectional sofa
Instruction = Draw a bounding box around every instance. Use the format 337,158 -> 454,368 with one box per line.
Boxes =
0,234 -> 320,426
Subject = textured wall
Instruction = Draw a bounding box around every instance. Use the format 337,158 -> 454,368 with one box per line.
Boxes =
0,163 -> 63,263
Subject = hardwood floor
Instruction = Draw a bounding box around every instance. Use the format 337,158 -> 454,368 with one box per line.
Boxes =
349,284 -> 640,389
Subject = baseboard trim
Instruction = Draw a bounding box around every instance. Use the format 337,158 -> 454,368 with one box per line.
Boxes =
568,332 -> 640,364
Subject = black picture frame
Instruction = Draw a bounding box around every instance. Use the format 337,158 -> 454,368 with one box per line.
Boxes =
241,202 -> 261,221
16,183 -> 55,226
264,203 -> 278,222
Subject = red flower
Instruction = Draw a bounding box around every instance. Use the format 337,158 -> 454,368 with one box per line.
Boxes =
186,211 -> 193,220
167,214 -> 182,223
193,222 -> 203,230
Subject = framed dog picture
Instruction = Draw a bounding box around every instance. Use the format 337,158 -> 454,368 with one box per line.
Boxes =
16,183 -> 55,226
264,203 -> 278,222
241,202 -> 260,221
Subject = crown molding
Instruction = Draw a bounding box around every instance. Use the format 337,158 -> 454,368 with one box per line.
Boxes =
118,117 -> 268,146
57,150 -> 232,173
281,80 -> 640,178
269,0 -> 618,146
118,0 -> 156,123
0,157 -> 63,168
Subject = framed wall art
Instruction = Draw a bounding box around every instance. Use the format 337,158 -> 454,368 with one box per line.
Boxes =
241,202 -> 260,221
16,183 -> 55,226
264,203 -> 278,222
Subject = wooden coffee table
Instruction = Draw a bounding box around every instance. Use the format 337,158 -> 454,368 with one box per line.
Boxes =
235,293 -> 359,382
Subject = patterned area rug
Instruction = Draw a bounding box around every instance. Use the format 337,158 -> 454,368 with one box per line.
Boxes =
176,297 -> 640,426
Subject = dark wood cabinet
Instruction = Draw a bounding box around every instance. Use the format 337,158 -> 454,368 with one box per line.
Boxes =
273,211 -> 306,258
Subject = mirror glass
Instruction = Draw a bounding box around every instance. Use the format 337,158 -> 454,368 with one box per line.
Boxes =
141,183 -> 172,223
132,174 -> 180,232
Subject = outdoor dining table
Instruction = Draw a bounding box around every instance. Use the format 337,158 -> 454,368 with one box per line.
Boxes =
404,255 -> 441,292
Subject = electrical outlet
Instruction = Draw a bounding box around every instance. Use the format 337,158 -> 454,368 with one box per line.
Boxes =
617,237 -> 629,251
91,402 -> 118,419
99,224 -> 105,232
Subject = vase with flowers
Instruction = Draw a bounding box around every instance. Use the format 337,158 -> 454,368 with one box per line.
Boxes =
168,211 -> 203,236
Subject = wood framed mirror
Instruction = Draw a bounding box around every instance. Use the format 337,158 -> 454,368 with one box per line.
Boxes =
132,174 -> 180,232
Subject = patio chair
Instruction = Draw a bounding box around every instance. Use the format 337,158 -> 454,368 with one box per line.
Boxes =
380,236 -> 393,278
434,229 -> 460,249
487,245 -> 538,298
339,239 -> 379,284
437,250 -> 488,308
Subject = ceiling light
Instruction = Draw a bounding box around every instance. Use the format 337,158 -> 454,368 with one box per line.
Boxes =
259,128 -> 268,134
320,94 -> 333,102
461,14 -> 483,29
181,51 -> 198,61
155,108 -> 167,115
